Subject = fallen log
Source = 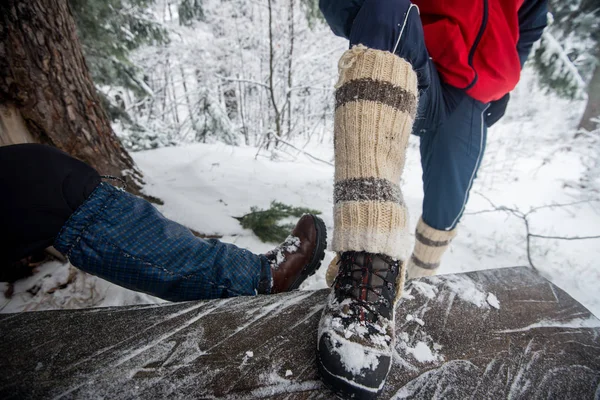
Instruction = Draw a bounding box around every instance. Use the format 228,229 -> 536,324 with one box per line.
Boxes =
0,266 -> 598,399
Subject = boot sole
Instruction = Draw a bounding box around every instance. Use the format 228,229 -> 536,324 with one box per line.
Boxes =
288,215 -> 327,291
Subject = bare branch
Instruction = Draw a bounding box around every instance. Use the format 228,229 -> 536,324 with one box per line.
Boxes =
215,74 -> 270,90
525,199 -> 600,216
529,233 -> 600,241
290,85 -> 332,92
466,193 -> 600,271
258,134 -> 333,166
463,209 -> 504,216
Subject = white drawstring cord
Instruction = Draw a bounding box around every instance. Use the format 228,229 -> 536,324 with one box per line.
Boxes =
393,3 -> 420,54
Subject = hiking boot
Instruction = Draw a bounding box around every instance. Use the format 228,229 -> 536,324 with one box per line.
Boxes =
264,215 -> 327,293
317,251 -> 401,399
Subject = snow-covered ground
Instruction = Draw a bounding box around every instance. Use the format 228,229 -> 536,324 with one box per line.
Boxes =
1,69 -> 599,317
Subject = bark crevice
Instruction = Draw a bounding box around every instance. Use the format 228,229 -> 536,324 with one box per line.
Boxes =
0,0 -> 143,193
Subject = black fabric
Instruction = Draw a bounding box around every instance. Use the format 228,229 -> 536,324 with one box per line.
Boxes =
319,0 -> 365,39
485,93 -> 510,127
0,144 -> 101,264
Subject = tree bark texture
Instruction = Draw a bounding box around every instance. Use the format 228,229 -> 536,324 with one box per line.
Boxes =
0,0 -> 142,188
1,268 -> 599,399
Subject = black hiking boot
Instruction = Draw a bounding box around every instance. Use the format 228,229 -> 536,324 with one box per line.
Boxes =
317,251 -> 401,399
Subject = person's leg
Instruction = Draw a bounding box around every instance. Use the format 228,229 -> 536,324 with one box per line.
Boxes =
327,0 -> 433,293
0,144 -> 101,264
53,182 -> 273,300
1,144 -> 326,301
317,0 -> 433,397
407,93 -> 489,279
322,0 -> 444,283
55,184 -> 327,300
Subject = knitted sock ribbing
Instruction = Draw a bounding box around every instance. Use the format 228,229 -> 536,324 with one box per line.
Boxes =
406,217 -> 457,279
332,45 -> 418,261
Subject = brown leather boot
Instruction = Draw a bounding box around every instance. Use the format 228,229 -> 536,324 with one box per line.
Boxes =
264,214 -> 327,293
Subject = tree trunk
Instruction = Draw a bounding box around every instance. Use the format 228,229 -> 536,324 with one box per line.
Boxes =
578,60 -> 600,132
0,0 -> 142,191
267,0 -> 282,143
180,66 -> 197,136
286,0 -> 295,139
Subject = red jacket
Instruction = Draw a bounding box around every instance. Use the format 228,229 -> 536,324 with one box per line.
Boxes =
320,0 -> 548,104
415,0 -> 544,103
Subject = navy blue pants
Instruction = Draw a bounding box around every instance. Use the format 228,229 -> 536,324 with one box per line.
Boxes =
321,0 -> 489,230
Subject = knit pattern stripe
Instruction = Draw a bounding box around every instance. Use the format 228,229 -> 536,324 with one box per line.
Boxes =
334,177 -> 403,204
335,78 -> 417,115
410,254 -> 440,270
415,231 -> 452,247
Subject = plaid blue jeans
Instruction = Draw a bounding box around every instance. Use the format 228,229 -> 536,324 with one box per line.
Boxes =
54,183 -> 272,301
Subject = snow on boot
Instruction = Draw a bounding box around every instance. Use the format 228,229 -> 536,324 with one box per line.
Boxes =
264,214 -> 327,293
317,252 -> 402,399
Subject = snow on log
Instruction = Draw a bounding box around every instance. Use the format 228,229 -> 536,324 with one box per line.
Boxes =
0,267 -> 598,399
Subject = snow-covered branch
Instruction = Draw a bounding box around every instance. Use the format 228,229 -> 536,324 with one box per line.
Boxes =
468,193 -> 600,271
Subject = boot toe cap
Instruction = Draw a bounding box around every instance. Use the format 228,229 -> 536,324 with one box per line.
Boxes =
317,332 -> 391,399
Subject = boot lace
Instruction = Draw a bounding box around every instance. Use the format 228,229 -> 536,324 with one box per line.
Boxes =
334,252 -> 398,321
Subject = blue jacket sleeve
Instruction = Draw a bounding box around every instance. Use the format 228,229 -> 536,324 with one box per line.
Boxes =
319,0 -> 365,39
517,0 -> 548,67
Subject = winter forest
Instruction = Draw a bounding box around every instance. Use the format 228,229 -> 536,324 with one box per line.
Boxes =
1,0 -> 599,321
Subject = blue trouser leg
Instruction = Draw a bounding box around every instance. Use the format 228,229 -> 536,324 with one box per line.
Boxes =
419,96 -> 489,230
321,0 -> 488,231
321,0 -> 431,94
54,183 -> 272,301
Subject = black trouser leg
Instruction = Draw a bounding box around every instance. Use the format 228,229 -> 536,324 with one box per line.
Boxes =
0,144 -> 101,264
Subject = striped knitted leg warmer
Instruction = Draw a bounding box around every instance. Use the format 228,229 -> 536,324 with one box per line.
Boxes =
317,46 -> 418,398
406,217 -> 457,279
332,45 -> 417,298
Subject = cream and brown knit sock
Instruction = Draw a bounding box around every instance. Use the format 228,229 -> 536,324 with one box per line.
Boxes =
406,217 -> 457,279
332,45 -> 418,296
